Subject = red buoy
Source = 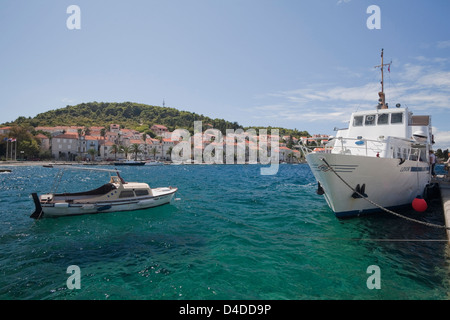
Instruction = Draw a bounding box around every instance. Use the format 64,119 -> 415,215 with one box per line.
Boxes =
412,196 -> 427,212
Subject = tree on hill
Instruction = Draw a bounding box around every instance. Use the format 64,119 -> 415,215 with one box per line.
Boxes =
243,126 -> 310,140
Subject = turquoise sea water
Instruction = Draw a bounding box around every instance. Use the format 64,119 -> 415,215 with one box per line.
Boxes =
0,164 -> 449,300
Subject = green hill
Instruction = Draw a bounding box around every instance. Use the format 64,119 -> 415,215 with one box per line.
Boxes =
6,101 -> 243,134
4,101 -> 310,138
1,101 -> 312,160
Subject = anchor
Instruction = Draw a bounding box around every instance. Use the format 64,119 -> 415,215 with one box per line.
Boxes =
351,184 -> 368,199
316,182 -> 325,195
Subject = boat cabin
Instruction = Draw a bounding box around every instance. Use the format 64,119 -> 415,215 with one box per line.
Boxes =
331,107 -> 432,161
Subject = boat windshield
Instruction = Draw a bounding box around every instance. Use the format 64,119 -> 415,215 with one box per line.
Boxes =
353,116 -> 363,126
110,176 -> 122,184
352,112 -> 404,127
377,113 -> 389,125
391,113 -> 403,124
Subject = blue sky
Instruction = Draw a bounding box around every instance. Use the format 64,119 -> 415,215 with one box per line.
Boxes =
1,0 -> 450,149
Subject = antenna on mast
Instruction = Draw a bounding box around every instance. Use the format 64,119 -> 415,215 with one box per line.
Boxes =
374,48 -> 392,109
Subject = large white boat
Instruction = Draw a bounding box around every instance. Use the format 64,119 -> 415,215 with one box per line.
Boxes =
303,49 -> 434,218
30,167 -> 177,219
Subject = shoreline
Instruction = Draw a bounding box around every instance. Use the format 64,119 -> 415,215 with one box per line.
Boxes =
0,161 -> 112,167
0,160 -> 306,167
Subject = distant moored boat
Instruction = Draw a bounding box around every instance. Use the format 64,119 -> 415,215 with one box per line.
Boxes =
113,160 -> 145,166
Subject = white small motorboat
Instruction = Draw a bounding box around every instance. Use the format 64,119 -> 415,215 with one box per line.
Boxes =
30,166 -> 177,219
145,161 -> 164,166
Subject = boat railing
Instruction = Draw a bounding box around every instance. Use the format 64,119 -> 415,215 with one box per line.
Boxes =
298,136 -> 427,161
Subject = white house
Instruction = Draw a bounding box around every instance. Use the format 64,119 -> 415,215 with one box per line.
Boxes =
51,133 -> 78,160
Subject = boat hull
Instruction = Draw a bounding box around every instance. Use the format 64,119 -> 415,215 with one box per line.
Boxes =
306,153 -> 431,218
114,161 -> 145,166
36,188 -> 177,218
145,162 -> 164,166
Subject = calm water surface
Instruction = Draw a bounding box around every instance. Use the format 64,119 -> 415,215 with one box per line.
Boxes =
0,164 -> 449,300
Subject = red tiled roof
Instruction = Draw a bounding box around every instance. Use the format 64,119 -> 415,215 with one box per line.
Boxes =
152,124 -> 168,129
53,133 -> 78,139
84,135 -> 99,140
35,126 -> 57,131
129,139 -> 144,144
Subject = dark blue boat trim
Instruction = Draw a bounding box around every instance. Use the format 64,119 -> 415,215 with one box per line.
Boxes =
410,166 -> 430,172
97,205 -> 112,211
334,204 -> 411,218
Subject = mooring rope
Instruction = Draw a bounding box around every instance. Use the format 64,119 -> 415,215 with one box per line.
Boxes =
319,157 -> 450,230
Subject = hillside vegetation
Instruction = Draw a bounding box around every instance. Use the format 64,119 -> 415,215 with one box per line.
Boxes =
1,101 -> 314,160
5,102 -> 310,138
7,102 -> 244,134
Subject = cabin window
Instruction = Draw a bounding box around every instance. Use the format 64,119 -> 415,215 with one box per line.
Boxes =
135,189 -> 149,196
119,190 -> 135,198
391,113 -> 403,124
410,149 -> 419,161
377,113 -> 389,125
353,116 -> 363,126
365,114 -> 376,126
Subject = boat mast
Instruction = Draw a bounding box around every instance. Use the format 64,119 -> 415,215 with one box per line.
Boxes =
381,49 -> 384,93
374,48 -> 391,109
